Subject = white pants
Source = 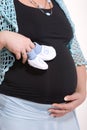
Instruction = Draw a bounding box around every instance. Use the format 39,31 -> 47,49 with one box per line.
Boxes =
0,94 -> 80,130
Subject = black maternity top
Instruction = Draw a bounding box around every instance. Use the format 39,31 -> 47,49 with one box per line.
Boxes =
0,0 -> 77,104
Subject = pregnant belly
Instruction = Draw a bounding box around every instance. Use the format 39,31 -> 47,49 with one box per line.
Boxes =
44,45 -> 77,102
22,45 -> 77,103
3,45 -> 77,104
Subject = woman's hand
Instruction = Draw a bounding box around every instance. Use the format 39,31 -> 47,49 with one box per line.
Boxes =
48,91 -> 86,117
0,31 -> 35,63
48,66 -> 86,117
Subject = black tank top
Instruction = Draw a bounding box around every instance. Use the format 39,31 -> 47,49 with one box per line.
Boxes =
0,0 -> 77,104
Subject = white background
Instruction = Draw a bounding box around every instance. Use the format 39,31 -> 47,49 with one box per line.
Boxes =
64,0 -> 87,130
64,0 -> 87,59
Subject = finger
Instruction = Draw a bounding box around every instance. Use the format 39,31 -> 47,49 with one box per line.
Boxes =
48,108 -> 68,114
52,103 -> 74,111
26,46 -> 32,53
15,52 -> 21,60
49,109 -> 68,117
21,51 -> 27,63
52,103 -> 67,110
30,43 -> 35,49
64,93 -> 80,102
28,39 -> 35,49
50,113 -> 67,117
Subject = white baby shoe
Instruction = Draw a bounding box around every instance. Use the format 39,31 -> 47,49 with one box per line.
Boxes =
27,43 -> 56,70
28,56 -> 48,70
36,45 -> 56,61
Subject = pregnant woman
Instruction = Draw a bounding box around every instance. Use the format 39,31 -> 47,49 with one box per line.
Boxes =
0,0 -> 86,130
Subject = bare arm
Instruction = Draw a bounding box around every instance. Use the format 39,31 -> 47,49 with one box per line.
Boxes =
75,65 -> 86,95
0,31 -> 35,63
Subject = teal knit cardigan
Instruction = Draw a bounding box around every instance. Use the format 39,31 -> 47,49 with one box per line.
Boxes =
0,0 -> 87,84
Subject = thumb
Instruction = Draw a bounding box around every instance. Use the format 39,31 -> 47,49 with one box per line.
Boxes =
64,92 -> 79,101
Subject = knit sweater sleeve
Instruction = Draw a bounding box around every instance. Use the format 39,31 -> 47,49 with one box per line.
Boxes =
0,0 -> 16,85
68,35 -> 87,66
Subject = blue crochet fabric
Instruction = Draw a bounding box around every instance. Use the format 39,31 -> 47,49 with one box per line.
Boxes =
0,48 -> 15,84
0,0 -> 87,84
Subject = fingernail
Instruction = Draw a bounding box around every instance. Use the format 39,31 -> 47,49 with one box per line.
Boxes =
48,110 -> 52,112
64,97 -> 68,101
50,114 -> 54,117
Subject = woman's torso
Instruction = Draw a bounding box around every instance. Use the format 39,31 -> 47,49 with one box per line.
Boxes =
0,0 -> 77,104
